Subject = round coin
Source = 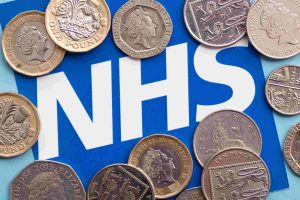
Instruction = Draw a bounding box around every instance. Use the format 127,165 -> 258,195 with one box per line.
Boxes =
87,164 -> 155,200
247,0 -> 300,59
128,134 -> 193,199
0,92 -> 40,158
202,148 -> 271,200
193,110 -> 262,166
184,0 -> 250,47
284,122 -> 300,176
177,187 -> 205,200
45,0 -> 111,52
10,160 -> 86,200
113,0 -> 173,59
2,11 -> 65,76
265,65 -> 300,115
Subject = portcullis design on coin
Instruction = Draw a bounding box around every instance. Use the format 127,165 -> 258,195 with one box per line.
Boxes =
113,0 -> 173,59
177,187 -> 206,200
184,0 -> 250,47
10,160 -> 86,200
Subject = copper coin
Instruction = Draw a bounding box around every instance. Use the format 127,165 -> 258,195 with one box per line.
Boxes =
10,160 -> 86,200
176,187 -> 205,200
0,92 -> 40,158
2,11 -> 65,76
87,164 -> 155,200
202,148 -> 271,200
128,134 -> 193,199
193,110 -> 262,167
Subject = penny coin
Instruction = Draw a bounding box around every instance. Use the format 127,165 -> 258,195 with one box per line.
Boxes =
45,0 -> 111,52
10,160 -> 86,200
265,65 -> 300,115
247,0 -> 300,59
0,92 -> 40,158
2,11 -> 65,76
284,122 -> 300,176
202,148 -> 271,200
128,134 -> 193,199
113,0 -> 173,59
193,110 -> 262,167
177,187 -> 205,200
184,0 -> 250,47
87,164 -> 155,200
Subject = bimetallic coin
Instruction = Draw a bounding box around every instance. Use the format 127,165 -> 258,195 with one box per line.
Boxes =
177,187 -> 205,200
247,0 -> 300,59
88,164 -> 155,200
46,0 -> 111,52
193,110 -> 262,166
202,148 -> 271,200
10,160 -> 86,200
0,93 -> 40,158
284,122 -> 300,176
113,0 -> 173,59
128,134 -> 193,199
184,0 -> 250,47
265,65 -> 300,115
1,11 -> 65,76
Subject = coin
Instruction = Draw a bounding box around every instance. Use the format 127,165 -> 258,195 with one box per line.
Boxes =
202,148 -> 271,200
87,164 -> 155,200
193,110 -> 262,166
128,134 -> 193,199
265,65 -> 300,115
1,11 -> 65,76
284,122 -> 300,176
177,187 -> 205,200
247,0 -> 300,59
45,0 -> 111,52
184,0 -> 250,47
0,92 -> 40,158
10,160 -> 86,200
113,0 -> 173,59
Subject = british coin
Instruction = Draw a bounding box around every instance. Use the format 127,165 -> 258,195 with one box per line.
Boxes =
184,0 -> 250,47
0,92 -> 40,158
247,0 -> 300,59
128,134 -> 193,199
265,65 -> 300,115
113,0 -> 173,59
193,110 -> 262,166
177,187 -> 205,200
87,164 -> 155,200
202,148 -> 271,200
284,122 -> 300,176
1,11 -> 65,76
10,160 -> 86,200
45,0 -> 111,52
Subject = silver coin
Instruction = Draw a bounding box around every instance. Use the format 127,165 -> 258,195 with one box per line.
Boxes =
177,187 -> 206,200
265,65 -> 300,115
184,0 -> 250,47
193,110 -> 262,166
113,0 -> 173,59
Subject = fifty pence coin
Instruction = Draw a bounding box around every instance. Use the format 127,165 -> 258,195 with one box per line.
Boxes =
2,11 -> 65,76
46,0 -> 111,52
247,0 -> 300,59
177,187 -> 206,200
87,164 -> 155,200
284,122 -> 300,176
113,0 -> 173,59
184,0 -> 250,47
193,110 -> 262,166
10,160 -> 86,200
202,148 -> 271,200
0,93 -> 40,158
265,65 -> 300,115
128,134 -> 193,199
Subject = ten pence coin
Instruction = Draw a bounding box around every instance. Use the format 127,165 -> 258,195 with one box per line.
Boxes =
176,187 -> 206,200
45,0 -> 111,52
202,148 -> 271,200
128,134 -> 193,199
1,11 -> 65,76
10,160 -> 86,200
0,92 -> 40,158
